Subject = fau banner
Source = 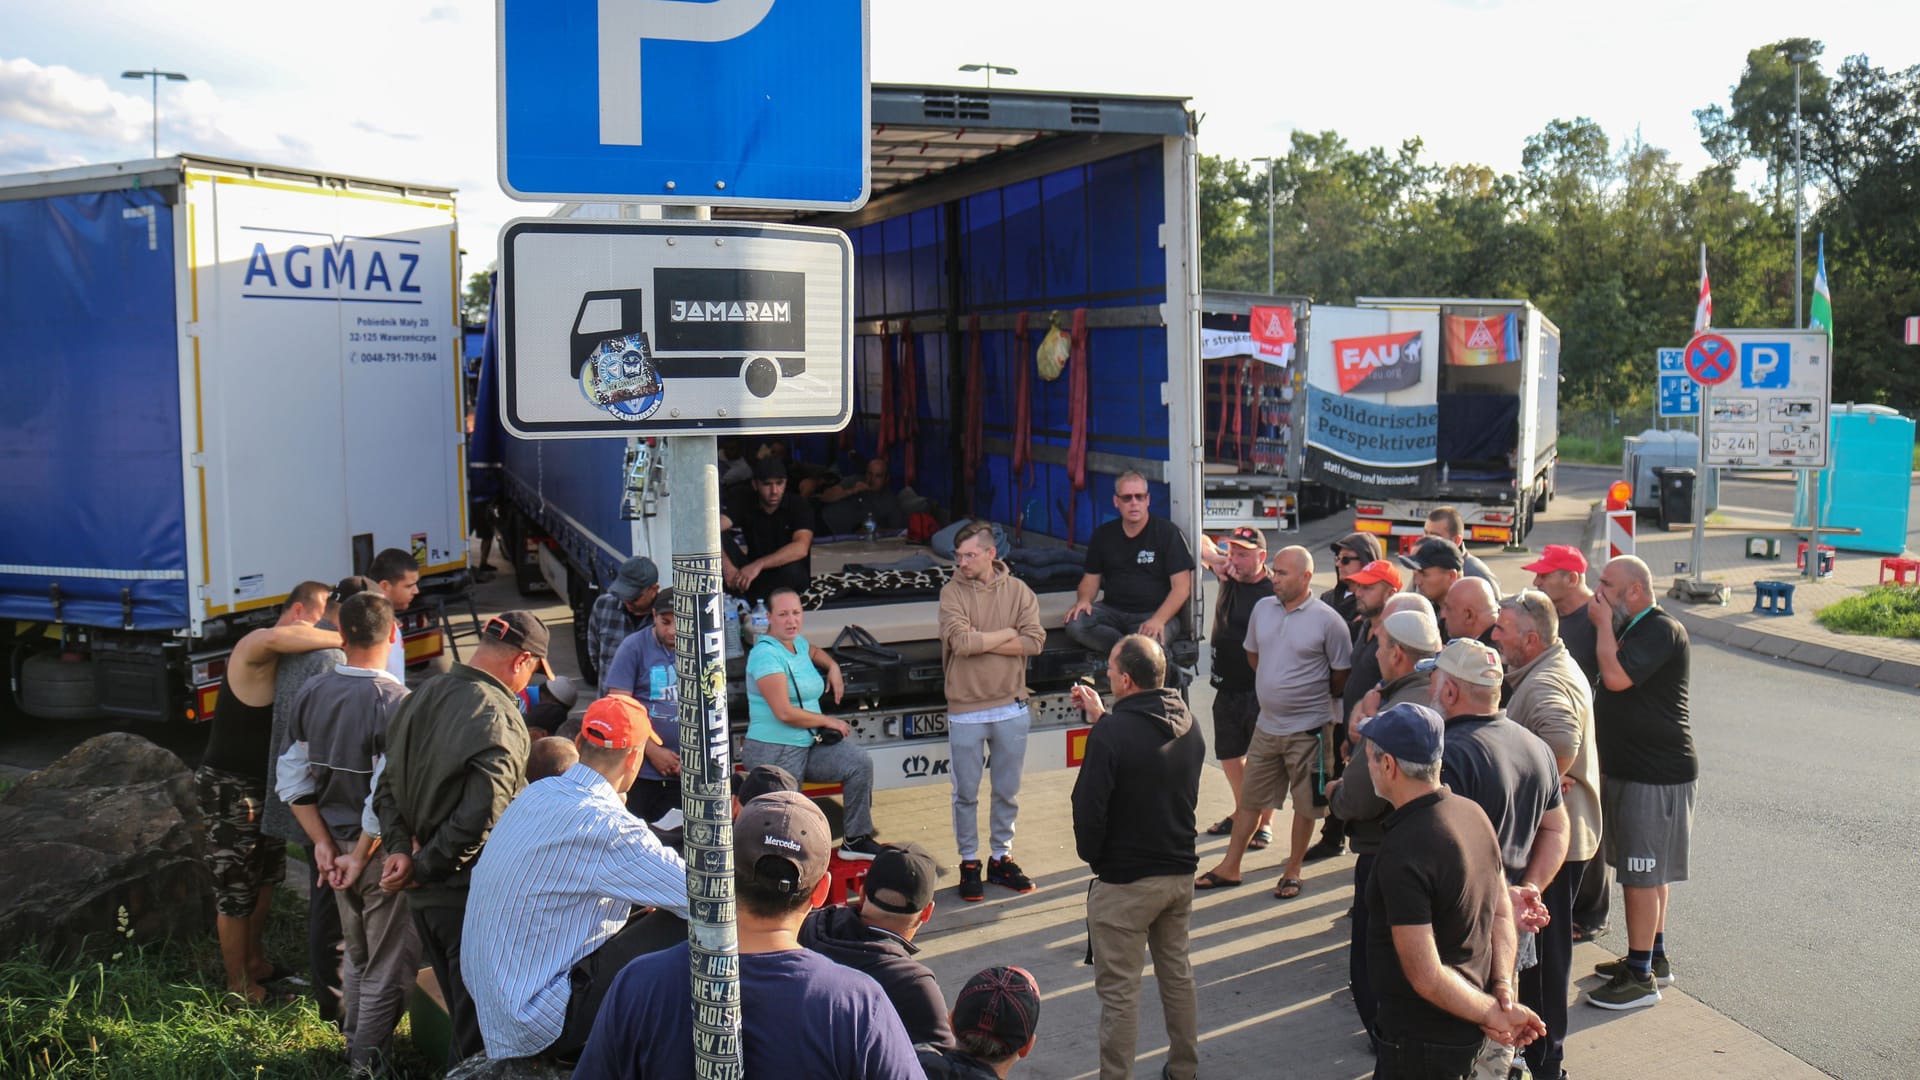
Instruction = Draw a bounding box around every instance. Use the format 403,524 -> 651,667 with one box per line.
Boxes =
1333,330 -> 1424,393
1444,313 -> 1519,366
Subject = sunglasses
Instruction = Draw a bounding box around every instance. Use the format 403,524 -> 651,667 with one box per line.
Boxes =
1116,492 -> 1150,503
1335,554 -> 1363,565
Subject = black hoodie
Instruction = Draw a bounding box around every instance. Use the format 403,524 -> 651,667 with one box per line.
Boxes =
1071,687 -> 1204,883
798,904 -> 954,1049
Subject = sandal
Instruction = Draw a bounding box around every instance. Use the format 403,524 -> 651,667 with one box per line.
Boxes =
1194,871 -> 1244,890
1247,827 -> 1274,851
1205,816 -> 1236,836
1273,877 -> 1304,900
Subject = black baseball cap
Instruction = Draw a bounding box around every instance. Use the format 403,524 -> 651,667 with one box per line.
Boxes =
481,610 -> 551,663
736,790 -> 831,897
862,842 -> 938,915
951,966 -> 1042,1059
733,764 -> 799,804
1398,537 -> 1464,573
752,456 -> 787,482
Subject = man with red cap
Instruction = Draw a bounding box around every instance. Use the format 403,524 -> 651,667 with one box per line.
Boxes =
1197,527 -> 1277,848
465,696 -> 688,1064
1524,545 -> 1598,683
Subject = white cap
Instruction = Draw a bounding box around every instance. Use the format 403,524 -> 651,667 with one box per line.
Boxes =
1382,610 -> 1443,654
1434,639 -> 1503,687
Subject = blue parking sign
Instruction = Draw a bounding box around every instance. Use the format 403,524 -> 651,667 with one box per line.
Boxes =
497,0 -> 870,208
1658,374 -> 1699,417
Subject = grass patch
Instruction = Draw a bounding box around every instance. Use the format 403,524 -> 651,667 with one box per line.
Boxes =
1559,432 -> 1625,466
1,886 -> 438,1079
1815,586 -> 1920,639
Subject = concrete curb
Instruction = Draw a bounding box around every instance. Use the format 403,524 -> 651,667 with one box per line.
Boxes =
1579,499 -> 1920,691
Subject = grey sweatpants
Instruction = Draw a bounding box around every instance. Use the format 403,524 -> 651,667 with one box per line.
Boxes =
742,737 -> 876,838
335,849 -> 421,1071
948,707 -> 1031,861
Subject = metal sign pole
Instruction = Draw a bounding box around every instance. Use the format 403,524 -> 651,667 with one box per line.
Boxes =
1691,382 -> 1709,585
663,205 -> 744,1080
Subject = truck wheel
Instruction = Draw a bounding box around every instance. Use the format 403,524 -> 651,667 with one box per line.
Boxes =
569,577 -> 598,687
1533,483 -> 1549,513
18,651 -> 101,721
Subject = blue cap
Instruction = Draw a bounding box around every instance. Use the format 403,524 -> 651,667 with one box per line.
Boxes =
1362,702 -> 1445,767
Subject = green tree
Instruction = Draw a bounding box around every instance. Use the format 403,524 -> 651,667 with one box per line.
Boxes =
461,267 -> 495,326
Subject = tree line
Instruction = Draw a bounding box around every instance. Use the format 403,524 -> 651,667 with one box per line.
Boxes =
1198,39 -> 1920,412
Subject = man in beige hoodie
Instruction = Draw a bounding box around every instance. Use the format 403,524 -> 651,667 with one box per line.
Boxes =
940,522 -> 1047,901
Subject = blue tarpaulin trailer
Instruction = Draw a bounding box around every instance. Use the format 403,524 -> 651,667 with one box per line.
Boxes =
1,156 -> 466,722
473,84 -> 1206,789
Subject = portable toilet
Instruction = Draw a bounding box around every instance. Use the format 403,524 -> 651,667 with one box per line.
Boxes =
1795,404 -> 1914,554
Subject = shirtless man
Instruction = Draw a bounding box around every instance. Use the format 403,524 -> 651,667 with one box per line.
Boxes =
196,580 -> 343,1002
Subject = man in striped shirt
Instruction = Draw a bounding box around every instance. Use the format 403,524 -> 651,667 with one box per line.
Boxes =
464,696 -> 689,1063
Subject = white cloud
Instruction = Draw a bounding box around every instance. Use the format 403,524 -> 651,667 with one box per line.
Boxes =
0,58 -> 146,140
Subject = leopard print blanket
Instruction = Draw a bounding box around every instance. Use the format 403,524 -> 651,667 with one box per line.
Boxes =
800,566 -> 956,610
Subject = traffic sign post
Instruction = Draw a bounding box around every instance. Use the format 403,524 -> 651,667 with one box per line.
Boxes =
497,219 -> 854,438
496,5 -> 868,1072
497,0 -> 870,208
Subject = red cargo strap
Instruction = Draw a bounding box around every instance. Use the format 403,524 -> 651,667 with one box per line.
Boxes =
1065,308 -> 1091,544
1013,311 -> 1034,488
898,320 -> 919,487
963,314 -> 985,495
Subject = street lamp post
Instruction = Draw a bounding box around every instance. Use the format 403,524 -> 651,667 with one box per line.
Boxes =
957,63 -> 1017,90
122,69 -> 188,158
1252,156 -> 1275,293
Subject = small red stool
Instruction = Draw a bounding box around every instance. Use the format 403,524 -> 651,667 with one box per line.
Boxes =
1880,557 -> 1920,585
822,850 -> 869,908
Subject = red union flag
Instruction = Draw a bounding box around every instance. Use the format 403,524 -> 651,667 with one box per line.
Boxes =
1249,305 -> 1297,363
1334,330 -> 1424,394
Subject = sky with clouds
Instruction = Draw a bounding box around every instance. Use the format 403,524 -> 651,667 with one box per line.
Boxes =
4,0 -> 1914,283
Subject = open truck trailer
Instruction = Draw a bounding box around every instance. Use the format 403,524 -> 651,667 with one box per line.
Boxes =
474,84 -> 1206,790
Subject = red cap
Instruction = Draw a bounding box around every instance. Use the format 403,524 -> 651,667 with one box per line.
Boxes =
1522,544 -> 1588,576
1344,559 -> 1403,590
1215,526 -> 1267,551
579,696 -> 664,750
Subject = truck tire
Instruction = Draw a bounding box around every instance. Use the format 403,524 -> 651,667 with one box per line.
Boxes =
17,651 -> 100,721
569,574 -> 598,687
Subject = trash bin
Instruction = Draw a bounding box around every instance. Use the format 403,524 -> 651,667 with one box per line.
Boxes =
1654,466 -> 1696,530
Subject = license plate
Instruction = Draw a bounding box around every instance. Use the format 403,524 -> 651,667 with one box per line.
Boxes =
1203,499 -> 1248,521
902,712 -> 948,739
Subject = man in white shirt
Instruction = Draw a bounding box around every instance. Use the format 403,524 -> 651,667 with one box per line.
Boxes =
369,548 -> 422,685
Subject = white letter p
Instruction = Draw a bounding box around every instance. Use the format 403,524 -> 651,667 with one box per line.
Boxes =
598,0 -> 778,147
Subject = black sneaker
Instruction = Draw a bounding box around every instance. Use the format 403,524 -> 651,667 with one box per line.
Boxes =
958,860 -> 985,902
987,856 -> 1035,893
840,835 -> 885,861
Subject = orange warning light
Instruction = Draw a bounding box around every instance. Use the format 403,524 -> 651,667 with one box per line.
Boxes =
1606,481 -> 1632,511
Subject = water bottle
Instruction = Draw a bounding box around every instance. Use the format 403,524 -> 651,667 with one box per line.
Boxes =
749,598 -> 770,642
723,599 -> 745,660
862,508 -> 877,542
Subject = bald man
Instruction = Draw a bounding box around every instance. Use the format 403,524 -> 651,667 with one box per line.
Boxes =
1443,577 -> 1500,648
1584,556 -> 1697,1012
1196,547 -> 1350,901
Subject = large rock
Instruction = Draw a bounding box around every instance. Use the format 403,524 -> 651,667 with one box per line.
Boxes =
0,732 -> 215,960
446,1054 -> 574,1080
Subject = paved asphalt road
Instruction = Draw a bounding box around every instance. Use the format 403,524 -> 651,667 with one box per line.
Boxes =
6,461 -> 1915,1077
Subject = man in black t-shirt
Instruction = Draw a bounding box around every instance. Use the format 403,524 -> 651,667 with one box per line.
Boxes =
1197,526 -> 1277,842
722,456 -> 816,600
1585,555 -> 1697,1012
1362,702 -> 1542,1077
1064,471 -> 1195,654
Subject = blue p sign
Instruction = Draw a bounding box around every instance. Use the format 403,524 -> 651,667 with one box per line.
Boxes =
1740,342 -> 1791,389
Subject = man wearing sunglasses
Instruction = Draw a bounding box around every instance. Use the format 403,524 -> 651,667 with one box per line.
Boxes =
1324,533 -> 1385,629
1065,471 -> 1195,655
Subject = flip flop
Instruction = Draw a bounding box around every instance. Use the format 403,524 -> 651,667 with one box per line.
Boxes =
1273,877 -> 1304,900
1194,871 -> 1243,890
1205,816 -> 1236,836
1247,827 -> 1274,851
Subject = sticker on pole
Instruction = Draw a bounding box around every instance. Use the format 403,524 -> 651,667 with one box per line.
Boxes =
498,219 -> 853,438
1683,333 -> 1736,386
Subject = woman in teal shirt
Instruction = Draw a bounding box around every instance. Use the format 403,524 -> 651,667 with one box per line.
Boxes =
742,587 -> 884,860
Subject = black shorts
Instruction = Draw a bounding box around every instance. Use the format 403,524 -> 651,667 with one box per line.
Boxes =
1211,687 -> 1260,760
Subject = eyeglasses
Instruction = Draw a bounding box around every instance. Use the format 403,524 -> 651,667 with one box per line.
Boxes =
1116,493 -> 1149,503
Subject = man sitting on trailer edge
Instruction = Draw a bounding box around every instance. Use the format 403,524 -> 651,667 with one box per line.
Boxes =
1064,471 -> 1195,654
723,456 -> 816,601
